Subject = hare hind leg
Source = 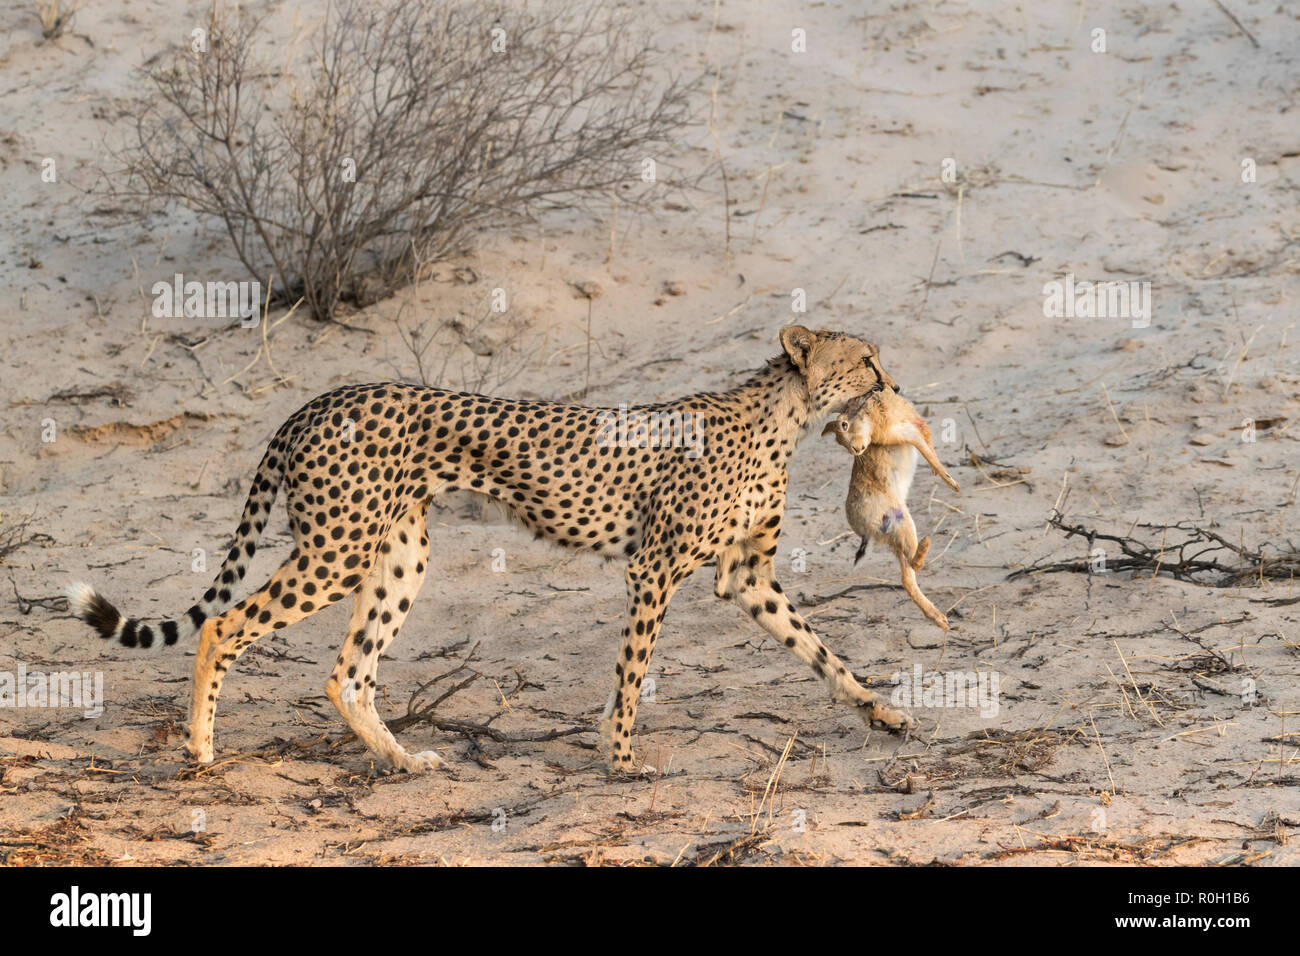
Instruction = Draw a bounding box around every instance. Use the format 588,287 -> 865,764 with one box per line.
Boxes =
911,535 -> 930,572
888,511 -> 947,630
899,560 -> 949,630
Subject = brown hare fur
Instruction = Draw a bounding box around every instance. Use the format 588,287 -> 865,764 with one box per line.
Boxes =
824,385 -> 959,630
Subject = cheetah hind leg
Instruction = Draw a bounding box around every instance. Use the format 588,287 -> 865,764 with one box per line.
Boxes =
326,577 -> 444,773
325,503 -> 444,773
185,551 -> 355,765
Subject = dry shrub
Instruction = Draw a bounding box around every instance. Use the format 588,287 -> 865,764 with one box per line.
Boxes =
113,0 -> 696,321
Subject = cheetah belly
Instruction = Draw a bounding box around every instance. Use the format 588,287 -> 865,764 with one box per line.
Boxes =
465,487 -> 642,560
451,437 -> 654,560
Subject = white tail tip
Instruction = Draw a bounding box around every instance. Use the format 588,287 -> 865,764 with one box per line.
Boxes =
65,581 -> 97,618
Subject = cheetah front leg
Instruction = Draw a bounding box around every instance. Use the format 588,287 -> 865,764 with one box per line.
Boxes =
598,553 -> 700,773
716,545 -> 915,734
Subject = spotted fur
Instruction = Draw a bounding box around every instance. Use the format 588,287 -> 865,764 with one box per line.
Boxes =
69,325 -> 915,772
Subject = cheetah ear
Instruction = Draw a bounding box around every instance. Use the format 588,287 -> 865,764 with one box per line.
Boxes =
780,325 -> 817,376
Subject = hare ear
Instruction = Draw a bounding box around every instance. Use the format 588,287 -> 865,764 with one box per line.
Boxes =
821,421 -> 837,437
780,325 -> 816,376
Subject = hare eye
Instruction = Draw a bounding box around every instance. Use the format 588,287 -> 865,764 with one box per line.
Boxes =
839,421 -> 848,430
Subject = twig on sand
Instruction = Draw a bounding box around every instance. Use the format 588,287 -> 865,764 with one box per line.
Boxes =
1213,0 -> 1260,48
1087,713 -> 1118,795
1099,381 -> 1130,445
384,656 -> 587,744
914,238 -> 942,323
687,830 -> 770,867
1010,511 -> 1300,586
708,65 -> 731,254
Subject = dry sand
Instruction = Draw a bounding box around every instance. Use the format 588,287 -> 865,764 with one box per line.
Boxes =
1,1 -> 1297,865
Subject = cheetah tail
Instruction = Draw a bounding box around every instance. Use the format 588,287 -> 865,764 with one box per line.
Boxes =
66,439 -> 286,651
853,537 -> 868,565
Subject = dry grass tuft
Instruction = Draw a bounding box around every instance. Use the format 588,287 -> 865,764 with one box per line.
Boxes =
34,0 -> 77,41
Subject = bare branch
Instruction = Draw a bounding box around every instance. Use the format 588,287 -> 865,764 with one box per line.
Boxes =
107,0 -> 700,321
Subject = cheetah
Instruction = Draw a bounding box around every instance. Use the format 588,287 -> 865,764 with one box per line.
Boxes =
824,376 -> 960,630
68,325 -> 916,773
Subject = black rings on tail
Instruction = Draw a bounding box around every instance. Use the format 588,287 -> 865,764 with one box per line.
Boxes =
65,582 -> 206,649
66,431 -> 289,650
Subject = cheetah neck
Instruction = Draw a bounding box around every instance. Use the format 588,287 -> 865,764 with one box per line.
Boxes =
732,357 -> 819,459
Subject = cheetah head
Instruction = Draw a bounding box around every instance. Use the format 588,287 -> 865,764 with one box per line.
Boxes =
780,325 -> 900,416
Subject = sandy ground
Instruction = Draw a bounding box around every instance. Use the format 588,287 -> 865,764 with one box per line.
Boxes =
1,1 -> 1298,866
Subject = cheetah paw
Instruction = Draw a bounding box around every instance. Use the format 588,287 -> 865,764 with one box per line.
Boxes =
184,741 -> 214,765
605,752 -> 656,776
394,750 -> 446,773
859,699 -> 916,734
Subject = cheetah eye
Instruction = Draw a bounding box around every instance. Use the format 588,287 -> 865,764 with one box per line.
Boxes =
862,355 -> 886,391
